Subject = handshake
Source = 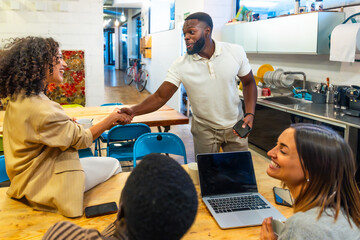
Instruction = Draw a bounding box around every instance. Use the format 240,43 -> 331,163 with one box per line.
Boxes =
112,107 -> 135,126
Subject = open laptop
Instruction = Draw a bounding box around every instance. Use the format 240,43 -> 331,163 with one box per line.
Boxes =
197,151 -> 286,229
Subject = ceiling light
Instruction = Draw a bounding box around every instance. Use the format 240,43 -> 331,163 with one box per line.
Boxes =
114,19 -> 120,27
114,8 -> 120,27
103,19 -> 111,28
120,8 -> 126,22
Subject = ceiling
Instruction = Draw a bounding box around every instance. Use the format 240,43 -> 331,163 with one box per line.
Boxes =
104,0 -> 145,9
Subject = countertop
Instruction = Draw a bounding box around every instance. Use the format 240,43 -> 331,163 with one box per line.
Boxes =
240,90 -> 360,129
257,97 -> 360,129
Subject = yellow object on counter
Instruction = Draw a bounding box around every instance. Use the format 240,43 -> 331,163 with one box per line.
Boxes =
239,76 -> 262,90
257,64 -> 274,79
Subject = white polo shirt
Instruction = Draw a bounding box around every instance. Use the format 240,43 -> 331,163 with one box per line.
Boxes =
165,41 -> 252,129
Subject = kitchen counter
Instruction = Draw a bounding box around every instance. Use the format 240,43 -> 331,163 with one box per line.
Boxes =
240,90 -> 360,143
257,98 -> 360,141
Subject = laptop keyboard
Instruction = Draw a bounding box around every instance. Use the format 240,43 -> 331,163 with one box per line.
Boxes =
208,195 -> 271,214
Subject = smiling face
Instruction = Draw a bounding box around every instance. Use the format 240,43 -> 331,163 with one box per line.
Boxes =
267,128 -> 306,190
46,48 -> 67,85
182,19 -> 209,55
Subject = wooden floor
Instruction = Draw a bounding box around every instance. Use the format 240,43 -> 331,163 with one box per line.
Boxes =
103,65 -> 196,163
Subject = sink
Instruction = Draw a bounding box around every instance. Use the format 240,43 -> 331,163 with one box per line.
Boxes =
264,96 -> 309,105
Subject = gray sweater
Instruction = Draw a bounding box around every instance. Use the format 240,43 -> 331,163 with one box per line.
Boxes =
278,207 -> 360,240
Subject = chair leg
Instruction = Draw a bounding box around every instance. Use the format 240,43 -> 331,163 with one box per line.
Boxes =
94,138 -> 102,157
98,139 -> 102,156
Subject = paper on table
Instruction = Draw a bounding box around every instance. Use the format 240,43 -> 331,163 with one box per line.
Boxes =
330,23 -> 360,63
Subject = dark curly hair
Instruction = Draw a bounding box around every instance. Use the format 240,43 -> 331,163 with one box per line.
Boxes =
121,153 -> 198,240
0,36 -> 59,98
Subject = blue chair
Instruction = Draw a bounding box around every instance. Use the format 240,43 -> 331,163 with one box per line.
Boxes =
78,148 -> 94,158
106,123 -> 151,167
95,102 -> 124,155
0,135 -> 3,155
133,132 -> 187,168
0,155 -> 9,183
100,103 -> 123,106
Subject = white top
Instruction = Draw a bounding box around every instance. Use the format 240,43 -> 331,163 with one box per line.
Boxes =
165,41 -> 252,129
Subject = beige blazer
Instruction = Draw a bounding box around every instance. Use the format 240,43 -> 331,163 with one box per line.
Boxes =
3,93 -> 93,218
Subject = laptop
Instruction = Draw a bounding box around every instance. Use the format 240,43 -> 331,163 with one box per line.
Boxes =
197,151 -> 286,229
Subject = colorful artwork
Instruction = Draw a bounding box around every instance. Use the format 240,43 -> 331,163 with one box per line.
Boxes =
47,50 -> 86,106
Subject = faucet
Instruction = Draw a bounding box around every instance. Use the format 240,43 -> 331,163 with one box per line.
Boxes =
283,71 -> 307,95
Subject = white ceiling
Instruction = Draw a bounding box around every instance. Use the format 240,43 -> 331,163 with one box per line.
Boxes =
112,0 -> 144,8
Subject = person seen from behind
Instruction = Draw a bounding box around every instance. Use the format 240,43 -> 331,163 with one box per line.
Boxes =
43,153 -> 198,240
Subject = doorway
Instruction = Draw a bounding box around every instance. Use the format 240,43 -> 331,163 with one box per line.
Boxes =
120,23 -> 128,69
104,28 -> 115,65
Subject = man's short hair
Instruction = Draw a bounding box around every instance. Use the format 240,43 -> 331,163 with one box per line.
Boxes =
185,12 -> 213,30
121,153 -> 198,240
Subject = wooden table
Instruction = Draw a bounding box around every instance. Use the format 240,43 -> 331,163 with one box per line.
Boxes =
0,150 -> 293,239
0,105 -> 189,135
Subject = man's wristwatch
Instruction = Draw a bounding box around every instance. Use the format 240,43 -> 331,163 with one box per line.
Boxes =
244,113 -> 255,118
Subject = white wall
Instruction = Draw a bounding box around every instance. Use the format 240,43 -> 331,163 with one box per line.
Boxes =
0,0 -> 104,106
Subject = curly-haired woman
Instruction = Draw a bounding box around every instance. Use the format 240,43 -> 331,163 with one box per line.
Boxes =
0,37 -> 132,218
260,123 -> 360,239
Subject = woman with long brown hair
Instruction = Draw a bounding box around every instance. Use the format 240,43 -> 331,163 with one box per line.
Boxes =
261,123 -> 360,239
0,37 -> 132,218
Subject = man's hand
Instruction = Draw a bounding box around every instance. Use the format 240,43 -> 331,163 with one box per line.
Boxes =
114,113 -> 132,125
119,107 -> 135,118
242,114 -> 254,129
260,217 -> 278,240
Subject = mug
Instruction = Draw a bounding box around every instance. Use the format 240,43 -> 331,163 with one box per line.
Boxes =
257,87 -> 262,97
76,118 -> 93,129
188,162 -> 199,185
262,88 -> 271,96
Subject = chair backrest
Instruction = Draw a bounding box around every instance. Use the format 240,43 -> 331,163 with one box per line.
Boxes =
100,103 -> 123,106
107,123 -> 151,144
0,135 -> 3,152
78,148 -> 94,158
0,155 -> 9,183
61,104 -> 84,108
133,132 -> 187,167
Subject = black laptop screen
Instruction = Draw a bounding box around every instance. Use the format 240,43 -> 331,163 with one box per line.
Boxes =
197,151 -> 258,197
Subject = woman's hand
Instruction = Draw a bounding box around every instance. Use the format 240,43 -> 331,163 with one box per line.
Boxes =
110,108 -> 132,126
260,217 -> 278,240
115,113 -> 133,125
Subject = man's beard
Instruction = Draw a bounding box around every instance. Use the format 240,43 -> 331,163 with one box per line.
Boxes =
187,35 -> 206,55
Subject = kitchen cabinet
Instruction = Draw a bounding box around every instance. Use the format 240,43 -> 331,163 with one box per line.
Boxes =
222,21 -> 258,53
222,12 -> 345,54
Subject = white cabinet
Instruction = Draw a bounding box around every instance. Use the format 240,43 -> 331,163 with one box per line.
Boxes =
222,12 -> 345,54
223,21 -> 259,52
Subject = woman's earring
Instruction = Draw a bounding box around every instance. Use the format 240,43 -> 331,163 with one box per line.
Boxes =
306,178 -> 310,182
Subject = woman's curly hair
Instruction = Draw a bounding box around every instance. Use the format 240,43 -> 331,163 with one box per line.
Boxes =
0,36 -> 59,98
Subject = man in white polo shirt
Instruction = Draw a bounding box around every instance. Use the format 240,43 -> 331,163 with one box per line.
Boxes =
121,12 -> 257,156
